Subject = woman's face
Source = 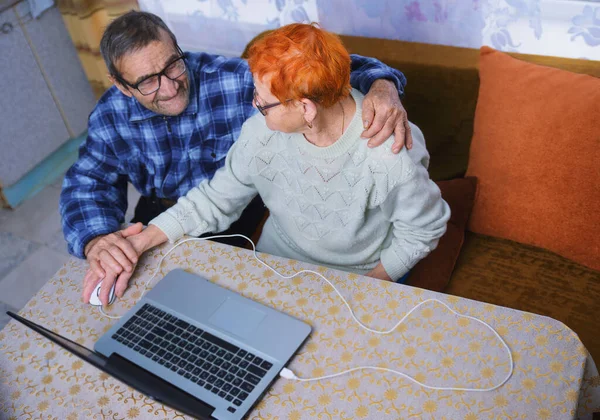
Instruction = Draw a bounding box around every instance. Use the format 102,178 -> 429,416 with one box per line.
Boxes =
253,76 -> 305,133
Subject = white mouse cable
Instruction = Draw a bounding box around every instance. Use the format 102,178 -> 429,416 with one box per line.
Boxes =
97,233 -> 514,391
278,298 -> 514,392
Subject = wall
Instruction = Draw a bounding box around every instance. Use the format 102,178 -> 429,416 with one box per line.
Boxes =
139,0 -> 600,60
0,3 -> 95,207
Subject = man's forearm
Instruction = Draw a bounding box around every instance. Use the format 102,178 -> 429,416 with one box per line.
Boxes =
370,79 -> 396,92
349,54 -> 407,97
61,194 -> 127,258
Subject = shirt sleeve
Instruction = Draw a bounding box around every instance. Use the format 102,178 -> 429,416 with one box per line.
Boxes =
149,116 -> 262,243
349,54 -> 407,97
59,112 -> 128,258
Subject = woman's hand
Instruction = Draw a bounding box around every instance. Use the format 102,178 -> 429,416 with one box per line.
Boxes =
362,79 -> 413,154
127,224 -> 169,256
82,224 -> 168,306
365,263 -> 394,282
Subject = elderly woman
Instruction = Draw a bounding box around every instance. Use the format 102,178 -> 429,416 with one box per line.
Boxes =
109,23 -> 450,285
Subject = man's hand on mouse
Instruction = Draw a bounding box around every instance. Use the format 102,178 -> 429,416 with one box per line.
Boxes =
82,223 -> 144,306
84,223 -> 144,281
82,261 -> 137,307
82,252 -> 140,307
82,224 -> 168,306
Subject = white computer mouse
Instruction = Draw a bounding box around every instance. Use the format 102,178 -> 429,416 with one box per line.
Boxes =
89,281 -> 116,306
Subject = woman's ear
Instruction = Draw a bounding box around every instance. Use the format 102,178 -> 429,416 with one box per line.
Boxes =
299,98 -> 318,127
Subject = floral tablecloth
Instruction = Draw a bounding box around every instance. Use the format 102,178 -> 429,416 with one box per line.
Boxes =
1,239 -> 599,419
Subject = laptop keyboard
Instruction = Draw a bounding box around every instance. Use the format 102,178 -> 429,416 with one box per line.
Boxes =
111,303 -> 273,411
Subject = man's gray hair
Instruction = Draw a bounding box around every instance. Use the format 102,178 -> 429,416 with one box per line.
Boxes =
100,10 -> 178,78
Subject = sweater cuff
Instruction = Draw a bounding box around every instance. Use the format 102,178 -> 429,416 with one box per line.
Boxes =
149,212 -> 186,243
379,248 -> 410,282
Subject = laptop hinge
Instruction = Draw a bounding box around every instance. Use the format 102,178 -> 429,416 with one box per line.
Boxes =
106,353 -> 215,419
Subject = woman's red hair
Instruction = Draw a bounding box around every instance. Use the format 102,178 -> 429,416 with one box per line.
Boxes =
247,23 -> 351,108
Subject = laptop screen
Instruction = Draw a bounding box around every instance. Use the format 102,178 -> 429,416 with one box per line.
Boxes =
6,311 -> 108,370
7,311 -> 215,419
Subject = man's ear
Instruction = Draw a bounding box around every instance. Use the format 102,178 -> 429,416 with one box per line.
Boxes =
108,74 -> 133,98
299,98 -> 318,127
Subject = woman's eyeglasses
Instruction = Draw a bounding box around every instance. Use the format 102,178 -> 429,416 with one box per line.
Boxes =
253,89 -> 287,116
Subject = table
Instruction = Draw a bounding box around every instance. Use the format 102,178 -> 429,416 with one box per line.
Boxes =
1,239 -> 599,419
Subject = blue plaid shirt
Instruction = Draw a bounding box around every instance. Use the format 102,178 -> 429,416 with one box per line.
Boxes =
60,52 -> 407,258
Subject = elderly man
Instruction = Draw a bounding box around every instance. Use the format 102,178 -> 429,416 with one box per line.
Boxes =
60,11 -> 413,306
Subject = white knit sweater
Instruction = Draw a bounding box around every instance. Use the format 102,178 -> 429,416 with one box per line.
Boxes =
150,89 -> 450,280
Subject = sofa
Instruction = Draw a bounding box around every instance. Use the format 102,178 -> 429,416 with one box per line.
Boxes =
335,35 -> 600,367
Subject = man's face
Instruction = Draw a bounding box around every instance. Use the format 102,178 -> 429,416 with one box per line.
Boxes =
112,32 -> 190,116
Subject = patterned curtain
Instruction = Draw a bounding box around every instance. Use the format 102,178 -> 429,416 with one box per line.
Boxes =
138,0 -> 600,61
56,0 -> 139,99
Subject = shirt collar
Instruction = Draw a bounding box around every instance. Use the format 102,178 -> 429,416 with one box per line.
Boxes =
129,57 -> 200,122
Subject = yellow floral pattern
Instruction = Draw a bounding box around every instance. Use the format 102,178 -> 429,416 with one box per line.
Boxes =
0,240 -> 599,419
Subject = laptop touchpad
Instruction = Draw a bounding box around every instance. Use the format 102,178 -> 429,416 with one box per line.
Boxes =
208,298 -> 266,339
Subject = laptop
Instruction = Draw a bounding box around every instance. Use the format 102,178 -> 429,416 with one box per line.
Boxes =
8,269 -> 311,419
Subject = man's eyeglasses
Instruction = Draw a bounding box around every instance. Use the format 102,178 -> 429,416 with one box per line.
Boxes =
117,49 -> 187,96
253,89 -> 287,116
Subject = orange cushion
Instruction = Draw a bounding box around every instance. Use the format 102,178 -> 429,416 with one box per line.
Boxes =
466,47 -> 600,271
407,177 -> 477,292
